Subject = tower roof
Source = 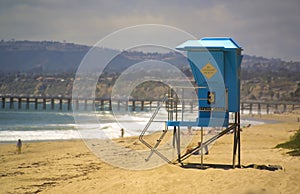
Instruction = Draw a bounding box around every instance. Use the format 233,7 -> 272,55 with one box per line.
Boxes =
176,37 -> 242,51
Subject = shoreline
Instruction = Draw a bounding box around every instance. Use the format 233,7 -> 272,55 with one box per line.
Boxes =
0,113 -> 287,143
0,138 -> 82,145
240,114 -> 281,124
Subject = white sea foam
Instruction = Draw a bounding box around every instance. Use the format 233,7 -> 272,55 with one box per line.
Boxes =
0,110 -> 271,142
0,130 -> 81,142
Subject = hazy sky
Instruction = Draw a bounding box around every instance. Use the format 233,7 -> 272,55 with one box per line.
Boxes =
0,0 -> 299,61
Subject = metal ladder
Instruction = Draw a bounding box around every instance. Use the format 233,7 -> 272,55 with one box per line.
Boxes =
139,95 -> 171,163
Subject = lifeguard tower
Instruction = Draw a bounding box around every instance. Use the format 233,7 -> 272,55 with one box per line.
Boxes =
139,37 -> 243,168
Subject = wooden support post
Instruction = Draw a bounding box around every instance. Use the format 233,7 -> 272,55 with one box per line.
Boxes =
18,98 -> 22,109
67,99 -> 71,111
43,99 -> 46,110
149,101 -> 152,111
169,90 -> 173,121
266,104 -> 269,114
233,112 -> 238,168
1,97 -> 5,109
35,98 -> 38,110
177,126 -> 181,163
92,99 -> 95,111
117,101 -> 120,111
59,98 -> 63,110
173,126 -> 181,163
51,98 -> 55,110
249,103 -> 253,115
182,88 -> 185,112
84,99 -> 88,111
125,101 -> 128,111
172,126 -> 176,149
241,103 -> 244,114
75,99 -> 79,111
141,101 -> 144,111
109,100 -> 112,111
258,103 -> 261,115
201,127 -> 204,168
10,97 -> 14,109
100,100 -> 104,111
175,99 -> 178,121
132,100 -> 135,111
238,112 -> 241,167
283,104 -> 287,112
26,98 -> 30,110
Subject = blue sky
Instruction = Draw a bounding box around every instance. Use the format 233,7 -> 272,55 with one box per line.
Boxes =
0,0 -> 299,61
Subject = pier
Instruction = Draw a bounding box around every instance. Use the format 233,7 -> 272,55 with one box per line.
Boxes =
0,95 -> 162,112
240,101 -> 300,114
0,95 -> 299,114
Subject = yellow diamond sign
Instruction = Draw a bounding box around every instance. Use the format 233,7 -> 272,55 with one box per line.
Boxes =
201,63 -> 217,79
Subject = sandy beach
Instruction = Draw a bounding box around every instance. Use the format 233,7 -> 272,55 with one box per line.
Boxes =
1,113 -> 300,194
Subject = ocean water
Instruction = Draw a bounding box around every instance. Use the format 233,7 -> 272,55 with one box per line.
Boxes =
0,105 -> 268,142
0,105 -> 169,142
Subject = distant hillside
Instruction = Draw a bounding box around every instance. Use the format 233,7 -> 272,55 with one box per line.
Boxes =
0,40 -> 189,74
2,40 -> 298,75
241,55 -> 300,102
0,40 -> 299,102
0,40 -> 90,73
242,55 -> 300,80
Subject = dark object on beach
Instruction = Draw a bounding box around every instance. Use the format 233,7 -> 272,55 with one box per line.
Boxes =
185,142 -> 209,155
243,164 -> 283,171
120,128 -> 124,138
198,141 -> 209,155
16,139 -> 22,154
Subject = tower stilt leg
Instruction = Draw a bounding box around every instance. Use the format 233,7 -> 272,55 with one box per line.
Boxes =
201,126 -> 204,168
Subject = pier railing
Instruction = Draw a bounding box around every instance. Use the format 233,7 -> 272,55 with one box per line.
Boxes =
0,95 -> 299,114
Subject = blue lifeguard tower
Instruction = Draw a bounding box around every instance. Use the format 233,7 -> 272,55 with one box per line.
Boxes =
139,37 -> 243,168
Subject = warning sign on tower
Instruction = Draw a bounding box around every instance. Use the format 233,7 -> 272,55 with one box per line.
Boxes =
200,63 -> 217,79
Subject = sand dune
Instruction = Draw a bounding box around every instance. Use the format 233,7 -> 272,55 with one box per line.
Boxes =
1,113 -> 300,194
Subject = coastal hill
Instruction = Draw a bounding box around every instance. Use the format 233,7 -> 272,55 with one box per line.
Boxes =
0,40 -> 299,102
